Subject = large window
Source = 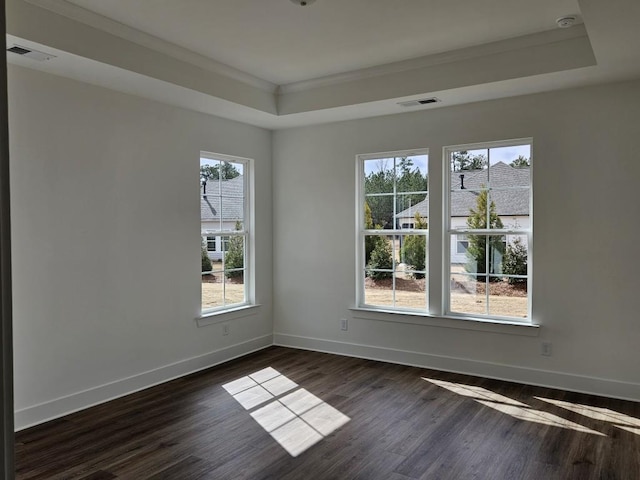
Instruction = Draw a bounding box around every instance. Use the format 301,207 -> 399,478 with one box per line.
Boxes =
357,150 -> 429,311
356,139 -> 532,323
446,140 -> 531,320
200,153 -> 251,313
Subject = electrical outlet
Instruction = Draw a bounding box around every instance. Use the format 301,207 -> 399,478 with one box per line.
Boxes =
222,324 -> 230,336
340,318 -> 348,331
541,342 -> 552,356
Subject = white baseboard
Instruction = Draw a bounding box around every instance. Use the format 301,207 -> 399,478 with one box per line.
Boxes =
15,334 -> 273,431
274,333 -> 640,403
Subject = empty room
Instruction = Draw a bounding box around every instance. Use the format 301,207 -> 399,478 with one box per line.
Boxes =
1,0 -> 640,478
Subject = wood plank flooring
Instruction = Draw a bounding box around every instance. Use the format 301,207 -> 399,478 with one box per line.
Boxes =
15,347 -> 640,479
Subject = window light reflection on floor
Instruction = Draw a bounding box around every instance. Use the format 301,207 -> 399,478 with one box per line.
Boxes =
536,397 -> 640,436
223,367 -> 350,457
423,378 -> 605,436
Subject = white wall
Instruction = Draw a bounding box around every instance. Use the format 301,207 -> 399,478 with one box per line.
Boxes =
9,65 -> 273,429
273,80 -> 640,401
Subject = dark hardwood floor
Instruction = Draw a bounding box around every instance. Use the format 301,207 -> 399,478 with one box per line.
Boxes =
15,347 -> 640,479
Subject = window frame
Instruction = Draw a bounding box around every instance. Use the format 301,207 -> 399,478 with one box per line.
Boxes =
200,151 -> 254,316
443,138 -> 532,323
355,139 -> 533,327
355,148 -> 429,312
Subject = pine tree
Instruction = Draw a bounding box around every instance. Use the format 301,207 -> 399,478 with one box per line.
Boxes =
465,190 -> 504,281
400,213 -> 427,278
224,222 -> 244,279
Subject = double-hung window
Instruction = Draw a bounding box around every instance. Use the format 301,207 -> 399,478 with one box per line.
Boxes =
357,150 -> 429,311
356,139 -> 532,323
445,140 -> 532,320
200,152 -> 251,314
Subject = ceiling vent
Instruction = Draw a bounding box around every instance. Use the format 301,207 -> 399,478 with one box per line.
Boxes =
397,97 -> 441,107
6,45 -> 56,61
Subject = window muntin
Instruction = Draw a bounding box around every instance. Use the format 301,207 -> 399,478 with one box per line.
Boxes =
446,140 -> 531,321
356,140 -> 532,324
200,154 -> 250,313
358,151 -> 428,312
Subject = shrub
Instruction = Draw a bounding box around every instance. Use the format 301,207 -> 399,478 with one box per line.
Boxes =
503,237 -> 527,284
400,213 -> 427,279
201,245 -> 212,272
364,202 -> 377,264
366,236 -> 393,280
465,190 -> 504,282
225,222 -> 244,279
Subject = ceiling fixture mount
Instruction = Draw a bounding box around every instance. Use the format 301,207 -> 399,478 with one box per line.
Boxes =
556,16 -> 577,28
290,0 -> 316,6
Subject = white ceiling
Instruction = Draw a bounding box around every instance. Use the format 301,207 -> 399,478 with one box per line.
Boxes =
6,0 -> 640,129
64,0 -> 581,85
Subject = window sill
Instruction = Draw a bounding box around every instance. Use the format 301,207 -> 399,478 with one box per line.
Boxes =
196,304 -> 261,328
350,307 -> 539,337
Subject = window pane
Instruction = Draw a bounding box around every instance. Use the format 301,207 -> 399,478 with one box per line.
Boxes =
396,155 -> 428,193
223,235 -> 245,275
396,194 -> 427,229
364,279 -> 394,307
364,235 -> 394,276
364,158 -> 394,194
221,161 -> 243,181
489,145 -> 531,171
364,195 -> 394,229
488,235 -> 506,275
395,233 -> 427,310
202,269 -> 223,310
489,291 -> 528,319
224,274 -> 245,306
450,274 -> 487,315
450,149 -> 488,188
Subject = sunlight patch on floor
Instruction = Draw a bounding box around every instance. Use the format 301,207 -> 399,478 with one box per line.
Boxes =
423,378 -> 605,436
536,397 -> 640,436
223,367 -> 350,457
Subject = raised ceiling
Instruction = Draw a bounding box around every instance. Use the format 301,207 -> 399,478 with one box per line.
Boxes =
6,0 -> 640,128
63,0 -> 581,85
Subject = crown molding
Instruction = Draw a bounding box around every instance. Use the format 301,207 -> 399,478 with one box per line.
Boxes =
279,25 -> 589,95
23,0 -> 278,93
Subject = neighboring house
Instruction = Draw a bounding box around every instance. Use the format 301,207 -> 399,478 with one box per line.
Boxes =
201,175 -> 244,261
396,162 -> 530,264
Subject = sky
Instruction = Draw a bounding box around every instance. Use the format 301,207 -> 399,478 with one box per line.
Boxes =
363,144 -> 531,177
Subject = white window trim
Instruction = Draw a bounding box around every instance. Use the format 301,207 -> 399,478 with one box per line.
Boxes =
198,151 -> 255,319
355,148 -> 429,312
355,140 -> 536,330
443,138 -> 533,323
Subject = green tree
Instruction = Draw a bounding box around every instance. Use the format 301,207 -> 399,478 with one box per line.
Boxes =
400,213 -> 427,279
200,162 -> 241,182
396,156 -> 428,215
364,157 -> 427,228
503,237 -> 527,284
201,241 -> 212,273
510,155 -> 530,168
366,236 -> 393,280
224,222 -> 244,279
465,190 -> 504,281
364,202 -> 378,264
364,163 -> 394,228
451,151 -> 487,172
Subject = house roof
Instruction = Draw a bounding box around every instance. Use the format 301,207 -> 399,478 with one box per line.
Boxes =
200,175 -> 244,223
397,162 -> 529,220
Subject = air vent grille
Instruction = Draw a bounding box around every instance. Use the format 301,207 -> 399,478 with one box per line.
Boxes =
7,46 -> 31,55
6,45 -> 56,62
398,97 -> 441,107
